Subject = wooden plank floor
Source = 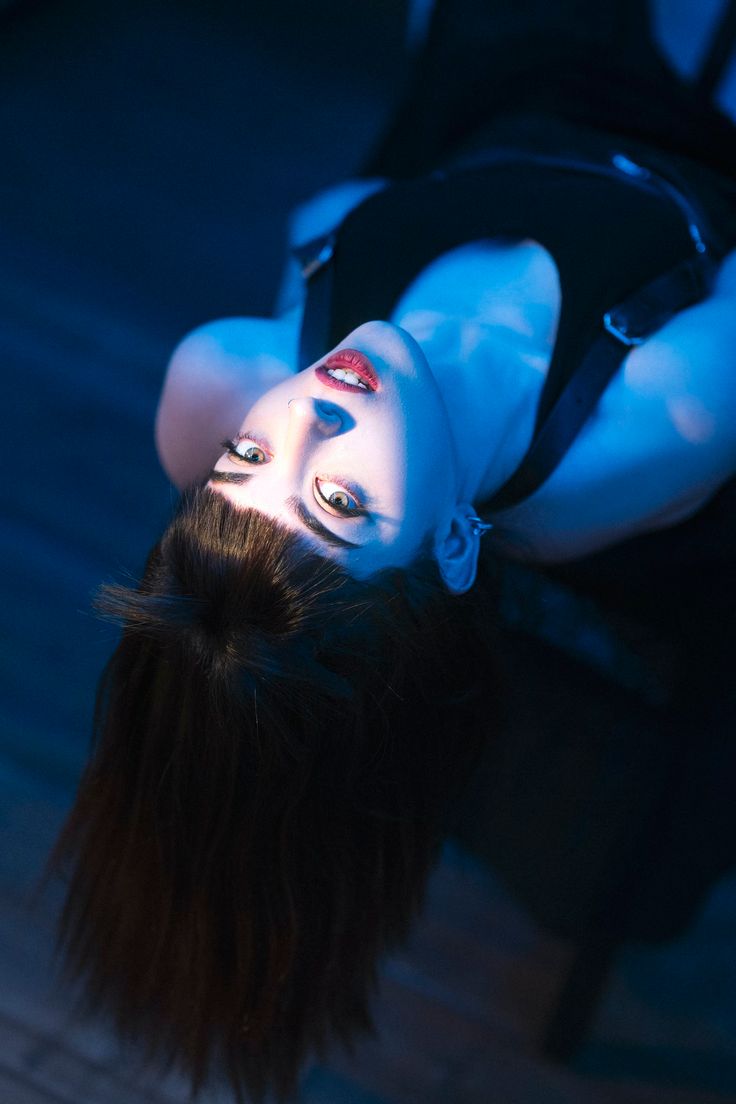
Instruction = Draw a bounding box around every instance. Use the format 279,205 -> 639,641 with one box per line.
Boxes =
2,2 -> 736,1102
2,743 -> 736,1104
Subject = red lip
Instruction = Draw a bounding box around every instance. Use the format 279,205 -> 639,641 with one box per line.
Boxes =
316,349 -> 379,393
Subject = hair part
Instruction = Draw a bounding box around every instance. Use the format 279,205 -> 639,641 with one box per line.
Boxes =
48,485 -> 500,1101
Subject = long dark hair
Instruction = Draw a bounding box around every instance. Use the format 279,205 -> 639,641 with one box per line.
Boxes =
48,484 -> 501,1101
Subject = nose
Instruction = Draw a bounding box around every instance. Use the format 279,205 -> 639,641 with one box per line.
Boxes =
286,396 -> 342,440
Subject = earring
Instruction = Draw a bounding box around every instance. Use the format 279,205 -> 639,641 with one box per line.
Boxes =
467,514 -> 493,537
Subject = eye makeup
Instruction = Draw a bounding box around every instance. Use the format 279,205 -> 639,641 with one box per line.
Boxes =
213,436 -> 372,533
209,469 -> 254,485
221,433 -> 273,464
313,475 -> 369,518
286,495 -> 363,550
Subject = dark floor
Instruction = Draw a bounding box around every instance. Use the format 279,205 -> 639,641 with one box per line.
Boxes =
2,2 -> 736,1102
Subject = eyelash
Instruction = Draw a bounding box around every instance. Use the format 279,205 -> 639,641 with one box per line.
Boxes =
221,440 -> 367,519
314,475 -> 368,518
221,435 -> 272,464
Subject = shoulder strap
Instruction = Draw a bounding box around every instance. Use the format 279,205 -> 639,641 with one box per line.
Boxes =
295,152 -> 715,515
481,255 -> 715,512
294,232 -> 337,374
295,153 -> 692,374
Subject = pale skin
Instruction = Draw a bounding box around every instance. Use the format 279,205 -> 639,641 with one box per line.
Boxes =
156,180 -> 736,584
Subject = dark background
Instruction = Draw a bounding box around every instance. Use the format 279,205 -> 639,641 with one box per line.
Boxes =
1,2 -> 736,1102
0,0 -> 406,793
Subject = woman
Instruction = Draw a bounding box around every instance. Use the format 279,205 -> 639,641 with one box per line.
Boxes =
51,2 -> 736,1101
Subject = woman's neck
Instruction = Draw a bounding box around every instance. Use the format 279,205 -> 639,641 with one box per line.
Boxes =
391,237 -> 561,510
409,315 -> 549,503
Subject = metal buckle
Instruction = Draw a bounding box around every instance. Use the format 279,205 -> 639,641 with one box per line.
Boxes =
297,233 -> 335,280
611,152 -> 650,180
613,152 -> 708,255
603,310 -> 646,347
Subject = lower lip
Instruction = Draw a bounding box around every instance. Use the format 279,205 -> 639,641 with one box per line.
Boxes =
316,350 -> 379,393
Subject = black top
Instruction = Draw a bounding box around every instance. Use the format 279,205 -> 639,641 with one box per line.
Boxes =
297,136 -> 725,513
350,0 -> 736,936
295,6 -> 736,625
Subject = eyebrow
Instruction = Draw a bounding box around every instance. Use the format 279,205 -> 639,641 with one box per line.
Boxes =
208,470 -> 362,550
286,495 -> 363,550
208,470 -> 254,485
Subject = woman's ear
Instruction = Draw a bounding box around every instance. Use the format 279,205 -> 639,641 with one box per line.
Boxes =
434,505 -> 482,594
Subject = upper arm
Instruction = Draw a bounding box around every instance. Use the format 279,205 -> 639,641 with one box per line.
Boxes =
577,250 -> 736,529
613,248 -> 736,469
155,315 -> 297,490
275,178 -> 387,315
287,178 -> 388,248
493,249 -> 736,562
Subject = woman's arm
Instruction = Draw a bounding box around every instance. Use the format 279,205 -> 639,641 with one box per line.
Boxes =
156,178 -> 387,490
154,314 -> 298,490
274,177 -> 387,315
492,248 -> 736,562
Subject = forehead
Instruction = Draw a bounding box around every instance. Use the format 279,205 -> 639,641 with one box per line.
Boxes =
208,481 -> 432,576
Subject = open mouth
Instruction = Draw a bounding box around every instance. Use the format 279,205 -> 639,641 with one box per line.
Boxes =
316,349 -> 379,393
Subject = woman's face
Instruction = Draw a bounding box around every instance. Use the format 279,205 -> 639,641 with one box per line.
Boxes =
209,321 -> 461,577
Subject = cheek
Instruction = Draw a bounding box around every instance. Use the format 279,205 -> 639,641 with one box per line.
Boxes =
368,414 -> 442,503
405,421 -> 458,519
242,376 -> 299,424
365,426 -> 411,488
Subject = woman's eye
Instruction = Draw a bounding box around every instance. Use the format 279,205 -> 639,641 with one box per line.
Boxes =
314,478 -> 363,516
222,438 -> 270,464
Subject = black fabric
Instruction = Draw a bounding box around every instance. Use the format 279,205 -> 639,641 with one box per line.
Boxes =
297,0 -> 736,515
298,142 -> 724,510
314,154 -> 708,388
346,1 -> 736,948
363,0 -> 736,185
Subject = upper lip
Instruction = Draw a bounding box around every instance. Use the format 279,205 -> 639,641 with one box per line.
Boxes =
319,349 -> 379,392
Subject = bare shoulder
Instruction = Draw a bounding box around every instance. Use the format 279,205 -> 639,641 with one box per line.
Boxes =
587,245 -> 736,523
288,178 -> 388,247
615,247 -> 736,449
155,314 -> 297,490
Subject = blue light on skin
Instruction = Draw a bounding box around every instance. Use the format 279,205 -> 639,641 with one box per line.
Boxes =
208,321 -> 485,594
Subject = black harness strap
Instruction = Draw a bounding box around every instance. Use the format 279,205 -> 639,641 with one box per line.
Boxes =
295,153 -> 714,517
482,254 -> 714,513
294,232 -> 336,374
